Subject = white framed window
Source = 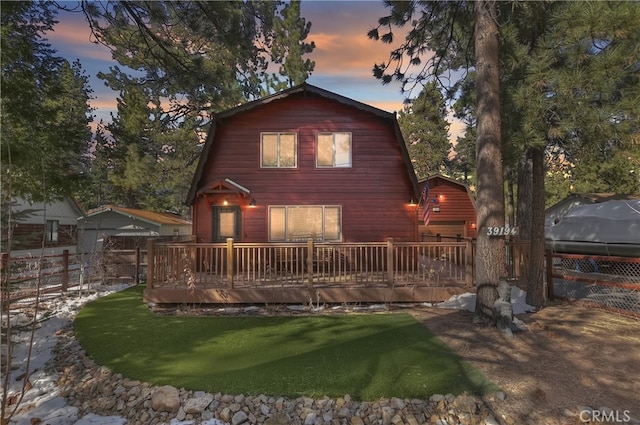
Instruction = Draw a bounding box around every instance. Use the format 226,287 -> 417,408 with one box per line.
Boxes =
317,132 -> 352,168
46,220 -> 59,243
268,205 -> 342,242
261,132 -> 297,168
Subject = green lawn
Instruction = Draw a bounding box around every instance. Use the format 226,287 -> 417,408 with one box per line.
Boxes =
74,285 -> 498,400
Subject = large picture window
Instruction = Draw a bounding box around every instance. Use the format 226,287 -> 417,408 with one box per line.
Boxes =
261,132 -> 297,168
268,206 -> 342,242
317,132 -> 352,168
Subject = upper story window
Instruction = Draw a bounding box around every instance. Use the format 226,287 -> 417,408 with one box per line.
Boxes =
317,132 -> 352,168
261,132 -> 297,168
46,220 -> 59,243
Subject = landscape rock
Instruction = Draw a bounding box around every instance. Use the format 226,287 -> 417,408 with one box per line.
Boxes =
150,385 -> 180,413
184,393 -> 214,414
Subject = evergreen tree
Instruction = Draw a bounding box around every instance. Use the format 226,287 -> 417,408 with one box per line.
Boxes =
397,82 -> 451,179
371,0 -> 640,310
78,1 -> 315,213
84,83 -> 201,214
472,0 -> 506,322
267,0 -> 316,92
1,1 -> 93,202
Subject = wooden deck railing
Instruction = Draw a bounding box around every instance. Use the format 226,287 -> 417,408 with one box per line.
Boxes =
146,238 -> 477,290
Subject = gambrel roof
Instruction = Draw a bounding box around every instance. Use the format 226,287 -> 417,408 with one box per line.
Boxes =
186,83 -> 419,205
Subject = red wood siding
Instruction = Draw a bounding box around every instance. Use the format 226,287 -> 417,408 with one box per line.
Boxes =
418,176 -> 477,239
192,93 -> 417,243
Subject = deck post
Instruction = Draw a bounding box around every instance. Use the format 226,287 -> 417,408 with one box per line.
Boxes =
147,239 -> 154,289
135,247 -> 141,284
306,238 -> 314,287
465,239 -> 473,287
386,238 -> 394,287
61,249 -> 69,292
226,238 -> 234,288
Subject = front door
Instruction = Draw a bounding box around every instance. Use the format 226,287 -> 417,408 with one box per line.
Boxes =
212,206 -> 241,242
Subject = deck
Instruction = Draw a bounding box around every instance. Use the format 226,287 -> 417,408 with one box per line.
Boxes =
142,238 -> 530,305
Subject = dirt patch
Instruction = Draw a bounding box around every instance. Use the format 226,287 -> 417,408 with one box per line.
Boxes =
410,302 -> 640,425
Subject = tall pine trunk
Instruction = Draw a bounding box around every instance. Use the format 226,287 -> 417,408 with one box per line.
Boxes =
473,0 -> 506,323
516,147 -> 534,284
526,146 -> 547,307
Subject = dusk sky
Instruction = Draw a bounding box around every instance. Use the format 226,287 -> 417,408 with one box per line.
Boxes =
46,1 -> 463,138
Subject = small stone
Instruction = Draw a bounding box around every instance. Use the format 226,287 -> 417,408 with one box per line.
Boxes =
304,412 -> 317,425
350,416 -> 364,425
405,414 -> 420,425
264,412 -> 290,425
232,410 -> 249,425
390,397 -> 405,410
184,393 -> 214,414
260,403 -> 271,416
220,407 -> 232,422
338,407 -> 351,418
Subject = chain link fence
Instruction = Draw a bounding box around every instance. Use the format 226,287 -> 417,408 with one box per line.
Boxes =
550,252 -> 640,318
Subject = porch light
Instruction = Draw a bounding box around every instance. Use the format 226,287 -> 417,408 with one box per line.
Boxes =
223,199 -> 229,206
438,193 -> 445,202
249,198 -> 257,207
409,198 -> 417,206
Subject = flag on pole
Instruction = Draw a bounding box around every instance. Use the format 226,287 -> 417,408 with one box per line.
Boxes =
421,181 -> 431,226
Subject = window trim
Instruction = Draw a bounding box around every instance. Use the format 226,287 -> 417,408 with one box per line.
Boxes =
268,205 -> 342,242
260,132 -> 298,168
316,132 -> 352,168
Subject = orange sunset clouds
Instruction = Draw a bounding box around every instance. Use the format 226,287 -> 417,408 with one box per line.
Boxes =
46,1 -> 464,142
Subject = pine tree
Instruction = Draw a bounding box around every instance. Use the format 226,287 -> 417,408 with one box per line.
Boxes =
371,0 -> 640,311
78,0 -> 316,214
397,82 -> 451,179
267,0 -> 316,92
1,1 -> 93,202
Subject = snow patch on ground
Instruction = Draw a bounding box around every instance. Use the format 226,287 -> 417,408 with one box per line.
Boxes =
431,287 -> 537,315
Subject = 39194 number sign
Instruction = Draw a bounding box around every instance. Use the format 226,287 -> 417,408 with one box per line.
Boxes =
485,225 -> 519,236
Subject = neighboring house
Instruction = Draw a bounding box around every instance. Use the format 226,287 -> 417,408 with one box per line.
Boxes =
417,175 -> 477,241
6,197 -> 84,256
545,193 -> 640,230
186,83 -> 420,243
78,206 -> 192,253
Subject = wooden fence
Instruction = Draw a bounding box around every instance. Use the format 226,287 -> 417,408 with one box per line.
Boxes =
0,249 -> 146,305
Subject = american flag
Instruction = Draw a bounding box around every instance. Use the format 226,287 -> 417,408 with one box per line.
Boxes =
421,182 -> 431,226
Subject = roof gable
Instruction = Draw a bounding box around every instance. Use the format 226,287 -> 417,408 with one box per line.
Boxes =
83,206 -> 191,227
419,174 -> 477,208
187,83 -> 419,204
